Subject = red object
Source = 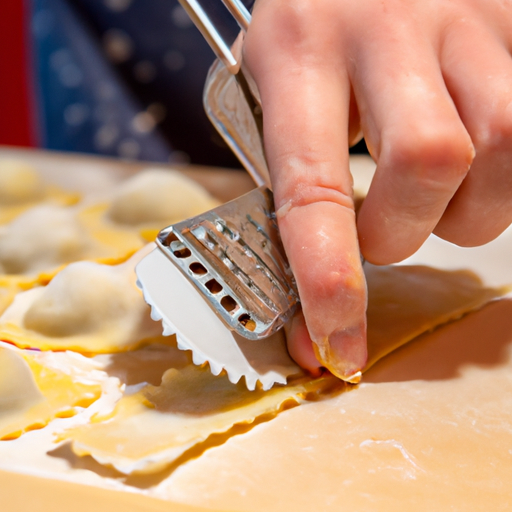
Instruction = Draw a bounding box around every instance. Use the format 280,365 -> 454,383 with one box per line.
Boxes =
0,1 -> 37,147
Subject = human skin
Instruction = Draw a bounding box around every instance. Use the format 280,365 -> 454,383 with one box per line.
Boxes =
243,0 -> 512,379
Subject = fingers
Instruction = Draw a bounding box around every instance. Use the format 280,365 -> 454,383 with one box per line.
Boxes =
352,17 -> 474,264
243,0 -> 512,379
285,312 -> 322,377
244,4 -> 368,380
435,21 -> 512,245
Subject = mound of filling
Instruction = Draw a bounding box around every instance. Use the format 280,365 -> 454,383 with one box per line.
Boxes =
107,169 -> 219,226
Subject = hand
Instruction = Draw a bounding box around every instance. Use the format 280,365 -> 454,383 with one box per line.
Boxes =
243,0 -> 512,379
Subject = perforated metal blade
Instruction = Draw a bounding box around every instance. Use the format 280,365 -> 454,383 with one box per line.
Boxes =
135,187 -> 302,390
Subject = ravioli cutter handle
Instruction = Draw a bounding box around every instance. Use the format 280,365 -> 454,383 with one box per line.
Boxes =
177,0 -> 252,73
178,0 -> 270,187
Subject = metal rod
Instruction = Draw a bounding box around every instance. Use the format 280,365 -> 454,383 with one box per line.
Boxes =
220,0 -> 252,31
178,0 -> 238,71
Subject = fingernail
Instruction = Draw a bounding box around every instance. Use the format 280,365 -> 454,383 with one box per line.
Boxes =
321,326 -> 367,383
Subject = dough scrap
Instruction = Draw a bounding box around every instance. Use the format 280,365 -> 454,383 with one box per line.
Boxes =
59,365 -> 331,474
0,160 -> 79,225
0,345 -> 101,440
0,247 -> 163,353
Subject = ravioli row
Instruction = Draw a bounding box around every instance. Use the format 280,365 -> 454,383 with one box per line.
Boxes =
0,160 -> 218,280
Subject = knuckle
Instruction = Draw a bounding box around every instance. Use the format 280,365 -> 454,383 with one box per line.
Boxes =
248,1 -> 311,47
271,0 -> 319,44
245,0 -> 332,68
382,126 -> 474,186
292,184 -> 354,211
474,112 -> 512,153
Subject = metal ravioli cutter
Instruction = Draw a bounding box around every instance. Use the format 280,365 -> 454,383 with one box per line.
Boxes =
136,0 -> 303,390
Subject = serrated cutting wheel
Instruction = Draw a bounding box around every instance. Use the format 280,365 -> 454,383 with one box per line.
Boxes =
135,187 -> 302,391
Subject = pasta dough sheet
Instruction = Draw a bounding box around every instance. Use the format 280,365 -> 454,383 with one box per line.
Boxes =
1,152 -> 510,511
364,264 -> 508,370
0,469 -> 209,512
162,299 -> 512,511
0,345 -> 102,440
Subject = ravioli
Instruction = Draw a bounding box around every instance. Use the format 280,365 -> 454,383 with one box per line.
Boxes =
0,345 -> 101,440
0,160 -> 79,225
106,169 -> 219,240
59,365 -> 332,474
0,204 -> 143,276
0,166 -> 221,276
0,247 -> 163,353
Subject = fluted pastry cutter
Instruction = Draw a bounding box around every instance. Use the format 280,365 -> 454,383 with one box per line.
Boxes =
136,1 -> 302,390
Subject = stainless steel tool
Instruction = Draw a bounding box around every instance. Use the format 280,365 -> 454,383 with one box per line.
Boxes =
136,0 -> 304,390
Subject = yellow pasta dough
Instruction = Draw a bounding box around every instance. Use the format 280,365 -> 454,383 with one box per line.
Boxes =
0,204 -> 143,276
162,299 -> 512,512
0,166 -> 225,275
0,275 -> 41,316
75,203 -> 146,263
0,469 -> 209,512
1,153 -> 511,511
0,345 -> 101,440
0,161 -> 43,205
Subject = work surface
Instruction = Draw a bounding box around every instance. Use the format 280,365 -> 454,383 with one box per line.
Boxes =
1,147 -> 512,512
